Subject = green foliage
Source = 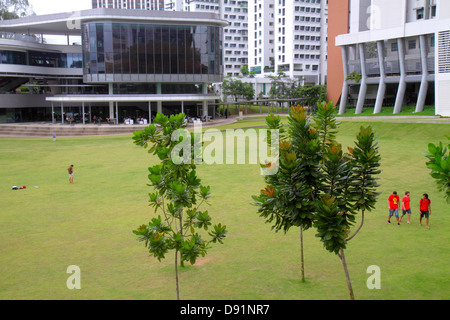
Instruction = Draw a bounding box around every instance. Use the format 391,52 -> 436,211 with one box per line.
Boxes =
132,112 -> 227,298
313,101 -> 339,150
346,71 -> 362,83
0,0 -> 33,20
253,101 -> 381,297
296,85 -> 327,108
221,78 -> 255,102
314,195 -> 349,255
423,136 -> 450,203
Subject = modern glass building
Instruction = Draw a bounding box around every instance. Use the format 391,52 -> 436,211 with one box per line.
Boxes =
0,8 -> 226,123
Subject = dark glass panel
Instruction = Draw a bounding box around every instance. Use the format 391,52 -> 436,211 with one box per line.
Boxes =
177,26 -> 187,74
153,25 -> 162,74
112,23 -> 122,73
120,24 -> 130,74
161,26 -> 170,74
130,24 -> 138,74
137,25 -> 146,74
145,25 -> 155,74
185,26 -> 194,74
170,26 -> 178,74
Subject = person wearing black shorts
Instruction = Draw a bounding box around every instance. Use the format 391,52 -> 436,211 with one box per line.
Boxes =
419,193 -> 431,229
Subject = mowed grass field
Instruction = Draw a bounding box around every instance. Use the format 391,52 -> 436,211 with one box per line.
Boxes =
0,119 -> 449,300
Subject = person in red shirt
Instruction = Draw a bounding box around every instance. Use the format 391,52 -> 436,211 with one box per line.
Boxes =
387,191 -> 400,226
419,193 -> 432,229
400,191 -> 411,224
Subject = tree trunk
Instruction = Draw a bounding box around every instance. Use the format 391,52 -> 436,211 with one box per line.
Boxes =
175,249 -> 180,300
339,248 -> 354,300
179,218 -> 184,268
300,227 -> 305,283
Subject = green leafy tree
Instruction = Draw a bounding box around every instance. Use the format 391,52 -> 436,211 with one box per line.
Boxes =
252,105 -> 324,282
0,0 -> 33,20
315,125 -> 381,300
253,102 -> 381,299
423,136 -> 450,203
132,113 -> 227,300
221,78 -> 255,102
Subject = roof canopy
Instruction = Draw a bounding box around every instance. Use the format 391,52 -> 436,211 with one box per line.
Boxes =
0,8 -> 228,36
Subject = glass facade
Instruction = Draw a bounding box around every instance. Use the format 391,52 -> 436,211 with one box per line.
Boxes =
82,22 -> 222,78
0,50 -> 82,68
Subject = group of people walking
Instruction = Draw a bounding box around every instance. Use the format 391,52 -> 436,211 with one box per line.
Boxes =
387,191 -> 432,228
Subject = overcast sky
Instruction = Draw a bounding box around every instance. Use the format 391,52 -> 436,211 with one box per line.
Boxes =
29,0 -> 92,15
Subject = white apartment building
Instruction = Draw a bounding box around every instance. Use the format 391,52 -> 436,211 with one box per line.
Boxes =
166,1 -> 248,77
248,0 -> 328,85
92,0 -> 165,10
336,0 -> 450,116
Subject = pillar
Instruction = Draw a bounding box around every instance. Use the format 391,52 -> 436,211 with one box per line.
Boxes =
394,38 -> 407,114
355,43 -> 367,115
416,35 -> 429,113
339,46 -> 349,115
82,102 -> 85,125
374,41 -> 387,114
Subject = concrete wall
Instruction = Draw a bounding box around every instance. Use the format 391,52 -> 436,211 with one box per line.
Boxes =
327,0 -> 349,106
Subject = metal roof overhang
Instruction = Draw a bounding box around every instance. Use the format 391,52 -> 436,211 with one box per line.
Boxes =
0,8 -> 228,36
46,94 -> 220,103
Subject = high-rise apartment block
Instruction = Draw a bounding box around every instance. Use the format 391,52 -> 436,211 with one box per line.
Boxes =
249,0 -> 328,85
92,0 -> 165,10
170,1 -> 248,77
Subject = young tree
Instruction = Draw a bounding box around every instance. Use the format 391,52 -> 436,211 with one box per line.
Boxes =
423,136 -> 450,203
253,102 -> 381,299
132,113 -> 227,300
221,78 -> 255,103
252,105 -> 324,283
315,126 -> 381,300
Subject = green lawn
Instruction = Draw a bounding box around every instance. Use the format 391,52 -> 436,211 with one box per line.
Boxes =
338,105 -> 437,117
0,120 -> 449,300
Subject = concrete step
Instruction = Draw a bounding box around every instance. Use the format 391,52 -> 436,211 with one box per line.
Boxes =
0,124 -> 149,137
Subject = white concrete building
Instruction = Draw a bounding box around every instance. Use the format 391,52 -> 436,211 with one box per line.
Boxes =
92,0 -> 166,10
336,0 -> 450,116
181,1 -> 249,77
248,0 -> 328,85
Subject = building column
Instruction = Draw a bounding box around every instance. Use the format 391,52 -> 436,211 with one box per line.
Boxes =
203,101 -> 208,122
339,46 -> 349,115
157,101 -> 162,114
416,35 -> 429,113
115,102 -> 119,125
148,101 -> 152,124
108,83 -> 115,120
394,38 -> 407,114
82,102 -> 85,125
374,41 -> 387,114
355,43 -> 367,114
61,103 -> 64,124
51,103 -> 55,124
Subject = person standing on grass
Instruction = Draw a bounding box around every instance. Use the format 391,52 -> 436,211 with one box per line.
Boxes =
68,165 -> 74,184
419,193 -> 432,229
388,191 -> 400,226
400,191 -> 412,224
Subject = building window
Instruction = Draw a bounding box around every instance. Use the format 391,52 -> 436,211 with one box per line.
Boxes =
416,8 -> 424,20
391,42 -> 398,52
408,40 -> 417,50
